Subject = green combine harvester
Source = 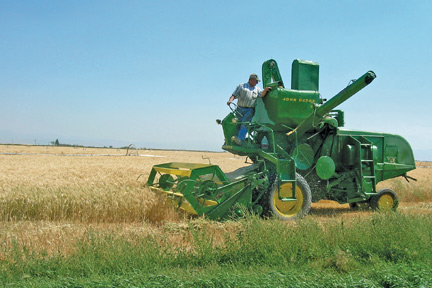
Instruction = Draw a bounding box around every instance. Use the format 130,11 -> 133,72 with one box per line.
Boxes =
147,59 -> 416,220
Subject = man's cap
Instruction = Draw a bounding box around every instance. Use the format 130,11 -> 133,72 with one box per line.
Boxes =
249,73 -> 261,82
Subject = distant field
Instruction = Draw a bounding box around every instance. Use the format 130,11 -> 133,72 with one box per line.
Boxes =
0,145 -> 431,287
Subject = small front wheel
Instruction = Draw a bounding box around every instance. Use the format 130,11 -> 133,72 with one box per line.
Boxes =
370,188 -> 399,211
268,173 -> 312,220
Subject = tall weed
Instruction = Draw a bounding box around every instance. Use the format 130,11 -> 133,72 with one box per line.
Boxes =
1,213 -> 431,285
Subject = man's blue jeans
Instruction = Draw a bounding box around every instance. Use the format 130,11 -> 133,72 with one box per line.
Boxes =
237,106 -> 255,141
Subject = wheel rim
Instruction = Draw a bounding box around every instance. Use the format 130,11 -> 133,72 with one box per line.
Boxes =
273,183 -> 304,217
377,193 -> 394,210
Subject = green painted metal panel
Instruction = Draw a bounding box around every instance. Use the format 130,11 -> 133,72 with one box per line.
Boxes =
337,130 -> 416,181
292,143 -> 314,170
286,71 -> 376,141
262,59 -> 285,88
291,59 -> 319,91
316,156 -> 335,180
258,89 -> 320,131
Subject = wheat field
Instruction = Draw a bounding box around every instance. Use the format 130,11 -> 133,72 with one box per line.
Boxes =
0,144 -> 430,257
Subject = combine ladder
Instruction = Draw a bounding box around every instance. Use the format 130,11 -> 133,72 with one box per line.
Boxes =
358,136 -> 376,194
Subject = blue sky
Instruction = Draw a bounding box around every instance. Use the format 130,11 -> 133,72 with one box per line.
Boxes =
1,0 -> 431,160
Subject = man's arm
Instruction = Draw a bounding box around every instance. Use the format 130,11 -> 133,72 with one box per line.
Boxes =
227,95 -> 235,106
261,87 -> 272,98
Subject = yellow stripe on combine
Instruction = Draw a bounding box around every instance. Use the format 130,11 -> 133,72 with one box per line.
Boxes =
152,167 -> 192,177
152,162 -> 213,177
149,186 -> 185,198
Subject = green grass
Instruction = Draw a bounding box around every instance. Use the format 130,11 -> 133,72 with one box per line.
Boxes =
1,212 -> 431,287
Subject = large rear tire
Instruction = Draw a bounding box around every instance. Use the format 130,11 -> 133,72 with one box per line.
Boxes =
268,173 -> 312,220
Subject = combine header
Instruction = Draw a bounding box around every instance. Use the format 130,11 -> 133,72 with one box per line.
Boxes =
147,59 -> 416,220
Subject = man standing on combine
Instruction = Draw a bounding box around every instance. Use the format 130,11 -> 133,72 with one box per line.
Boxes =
227,73 -> 272,145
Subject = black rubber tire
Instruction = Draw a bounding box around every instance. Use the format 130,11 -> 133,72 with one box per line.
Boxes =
370,188 -> 399,211
266,173 -> 312,220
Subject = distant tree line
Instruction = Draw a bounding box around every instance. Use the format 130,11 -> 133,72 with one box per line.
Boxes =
50,139 -> 83,147
50,139 -> 114,149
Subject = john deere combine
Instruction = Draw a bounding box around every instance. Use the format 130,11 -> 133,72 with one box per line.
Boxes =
147,59 -> 416,220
